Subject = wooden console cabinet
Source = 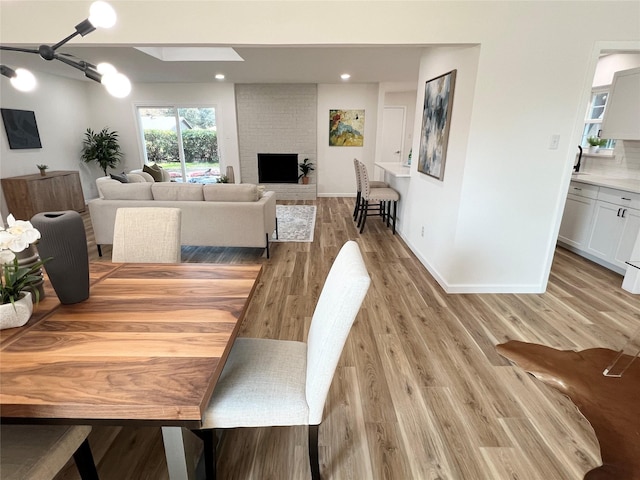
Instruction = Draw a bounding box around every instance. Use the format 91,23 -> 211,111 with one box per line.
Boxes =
1,171 -> 85,220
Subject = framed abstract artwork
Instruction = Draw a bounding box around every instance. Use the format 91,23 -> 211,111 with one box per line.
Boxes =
329,109 -> 364,146
417,70 -> 456,180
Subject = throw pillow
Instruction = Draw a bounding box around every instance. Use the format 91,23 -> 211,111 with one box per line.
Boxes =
110,172 -> 129,183
143,164 -> 164,182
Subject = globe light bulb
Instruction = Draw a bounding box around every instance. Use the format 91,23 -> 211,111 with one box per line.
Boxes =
102,72 -> 131,98
10,68 -> 37,92
96,62 -> 117,75
88,1 -> 116,29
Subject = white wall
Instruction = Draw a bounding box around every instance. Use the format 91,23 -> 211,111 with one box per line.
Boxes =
317,84 -> 379,197
401,46 -> 480,291
0,72 -> 91,219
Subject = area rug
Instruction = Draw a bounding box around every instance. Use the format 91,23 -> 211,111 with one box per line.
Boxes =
272,205 -> 316,242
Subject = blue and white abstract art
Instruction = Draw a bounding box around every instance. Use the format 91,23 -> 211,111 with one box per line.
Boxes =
418,70 -> 456,180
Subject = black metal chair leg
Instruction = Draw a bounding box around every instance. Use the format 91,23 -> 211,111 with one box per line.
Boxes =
97,245 -> 102,257
353,192 -> 361,221
192,429 -> 217,480
73,438 -> 100,480
359,201 -> 368,233
309,424 -> 320,480
265,234 -> 270,259
204,430 -> 217,480
275,217 -> 279,239
392,201 -> 397,235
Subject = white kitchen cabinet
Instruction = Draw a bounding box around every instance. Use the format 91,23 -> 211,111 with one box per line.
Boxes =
600,67 -> 640,140
558,182 -> 599,248
614,207 -> 640,268
585,187 -> 640,271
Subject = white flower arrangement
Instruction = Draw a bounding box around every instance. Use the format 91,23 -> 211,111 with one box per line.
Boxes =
0,215 -> 46,305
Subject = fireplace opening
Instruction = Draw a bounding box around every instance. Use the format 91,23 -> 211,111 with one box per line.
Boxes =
257,153 -> 299,183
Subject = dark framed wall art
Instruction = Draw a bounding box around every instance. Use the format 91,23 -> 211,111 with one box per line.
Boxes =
417,70 -> 456,180
1,108 -> 42,149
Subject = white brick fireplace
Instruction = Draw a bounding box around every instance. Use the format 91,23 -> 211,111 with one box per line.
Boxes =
235,84 -> 317,200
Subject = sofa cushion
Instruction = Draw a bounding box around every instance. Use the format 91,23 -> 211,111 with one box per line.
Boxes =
203,184 -> 259,202
110,172 -> 129,183
152,183 -> 204,201
143,164 -> 165,182
101,182 -> 154,200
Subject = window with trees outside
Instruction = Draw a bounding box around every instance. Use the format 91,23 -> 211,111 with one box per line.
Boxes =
581,88 -> 615,150
136,106 -> 219,183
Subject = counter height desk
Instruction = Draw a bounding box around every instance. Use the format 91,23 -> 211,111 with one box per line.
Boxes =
375,162 -> 411,178
0,262 -> 263,480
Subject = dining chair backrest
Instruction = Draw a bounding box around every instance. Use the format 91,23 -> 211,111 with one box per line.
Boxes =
112,207 -> 182,263
353,158 -> 362,193
305,240 -> 371,424
358,160 -> 372,200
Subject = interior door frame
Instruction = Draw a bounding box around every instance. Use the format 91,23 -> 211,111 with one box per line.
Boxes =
382,105 -> 407,164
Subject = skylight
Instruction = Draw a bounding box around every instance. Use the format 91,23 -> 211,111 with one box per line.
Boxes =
134,47 -> 244,62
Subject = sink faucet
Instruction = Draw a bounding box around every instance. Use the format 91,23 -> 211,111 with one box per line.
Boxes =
574,145 -> 583,173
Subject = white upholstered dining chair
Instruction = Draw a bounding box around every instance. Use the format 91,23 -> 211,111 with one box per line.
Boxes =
193,240 -> 371,480
111,207 -> 182,263
0,424 -> 99,480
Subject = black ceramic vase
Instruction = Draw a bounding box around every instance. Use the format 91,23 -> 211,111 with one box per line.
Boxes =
31,210 -> 90,305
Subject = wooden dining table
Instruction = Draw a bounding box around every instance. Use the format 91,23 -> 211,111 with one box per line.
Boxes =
0,262 -> 262,480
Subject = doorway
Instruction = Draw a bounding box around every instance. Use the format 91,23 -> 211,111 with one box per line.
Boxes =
381,106 -> 406,164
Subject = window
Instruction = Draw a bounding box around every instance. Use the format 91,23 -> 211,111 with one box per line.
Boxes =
136,106 -> 219,183
581,88 -> 615,149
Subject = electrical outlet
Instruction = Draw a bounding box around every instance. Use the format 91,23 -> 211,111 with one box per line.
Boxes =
549,134 -> 560,150
421,226 -> 424,237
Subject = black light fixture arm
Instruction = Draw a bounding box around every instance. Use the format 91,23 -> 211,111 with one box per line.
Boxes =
0,2 -> 130,97
0,45 -> 103,84
0,64 -> 17,78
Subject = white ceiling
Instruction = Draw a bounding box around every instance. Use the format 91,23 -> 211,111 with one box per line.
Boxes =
0,45 -> 426,85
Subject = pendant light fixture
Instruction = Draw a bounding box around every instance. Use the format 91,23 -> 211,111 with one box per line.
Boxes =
0,1 -> 131,97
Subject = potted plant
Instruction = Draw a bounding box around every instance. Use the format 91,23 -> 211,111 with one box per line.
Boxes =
587,136 -> 607,154
217,175 -> 230,184
81,127 -> 123,176
298,158 -> 315,185
36,164 -> 48,176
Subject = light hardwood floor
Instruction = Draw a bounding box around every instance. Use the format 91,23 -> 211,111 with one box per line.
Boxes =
55,197 -> 640,480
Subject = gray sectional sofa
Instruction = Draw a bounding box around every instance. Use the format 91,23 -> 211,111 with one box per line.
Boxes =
88,178 -> 277,258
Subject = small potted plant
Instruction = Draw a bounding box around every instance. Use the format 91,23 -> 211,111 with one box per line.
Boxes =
298,158 -> 315,185
217,175 -> 229,184
587,136 -> 607,154
36,164 -> 48,176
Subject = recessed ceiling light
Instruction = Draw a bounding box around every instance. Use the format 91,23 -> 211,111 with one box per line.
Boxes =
215,74 -> 225,80
341,73 -> 351,80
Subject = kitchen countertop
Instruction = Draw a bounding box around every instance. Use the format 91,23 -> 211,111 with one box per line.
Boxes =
375,162 -> 411,178
570,173 -> 640,194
